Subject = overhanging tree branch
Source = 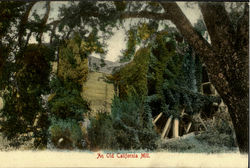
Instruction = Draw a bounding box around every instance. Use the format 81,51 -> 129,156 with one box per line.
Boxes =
46,10 -> 169,29
121,11 -> 169,20
18,2 -> 37,47
37,1 -> 51,44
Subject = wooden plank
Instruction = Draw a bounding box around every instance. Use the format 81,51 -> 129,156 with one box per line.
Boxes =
198,115 -> 208,131
180,108 -> 185,116
201,82 -> 211,86
153,112 -> 163,124
185,122 -> 192,134
161,115 -> 173,140
172,118 -> 179,138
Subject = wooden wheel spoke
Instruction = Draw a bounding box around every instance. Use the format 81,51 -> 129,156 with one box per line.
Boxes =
153,112 -> 163,124
161,115 -> 173,140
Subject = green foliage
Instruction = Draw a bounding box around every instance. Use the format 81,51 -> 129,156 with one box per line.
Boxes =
195,55 -> 203,92
0,1 -> 120,150
196,130 -> 236,148
147,32 -> 183,118
49,118 -> 83,149
0,45 -> 54,148
194,19 -> 207,38
57,1 -> 118,40
17,44 -> 54,94
0,1 -> 25,38
111,96 -> 158,150
182,49 -> 196,91
120,22 -> 159,63
161,138 -> 196,152
120,28 -> 137,63
48,41 -> 89,148
49,77 -> 89,121
114,30 -> 219,121
195,109 -> 236,148
88,96 -> 158,150
0,45 -> 12,90
58,35 -> 89,84
88,112 -> 117,150
113,47 -> 150,98
148,33 -> 219,118
148,32 -> 177,94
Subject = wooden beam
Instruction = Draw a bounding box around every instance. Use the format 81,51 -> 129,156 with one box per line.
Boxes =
161,115 -> 173,140
180,108 -> 185,116
185,122 -> 192,134
198,115 -> 208,131
172,118 -> 179,138
153,112 -> 163,124
201,82 -> 211,86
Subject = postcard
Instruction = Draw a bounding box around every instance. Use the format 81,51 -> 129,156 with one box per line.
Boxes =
0,1 -> 248,167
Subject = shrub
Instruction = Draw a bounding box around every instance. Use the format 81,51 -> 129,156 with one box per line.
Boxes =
195,130 -> 236,148
49,118 -> 83,149
48,76 -> 89,149
111,47 -> 150,98
160,139 -> 196,152
88,112 -> 117,150
195,116 -> 236,148
87,96 -> 158,151
111,96 -> 158,150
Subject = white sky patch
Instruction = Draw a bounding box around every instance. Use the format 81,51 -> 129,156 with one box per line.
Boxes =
177,2 -> 202,26
105,29 -> 126,62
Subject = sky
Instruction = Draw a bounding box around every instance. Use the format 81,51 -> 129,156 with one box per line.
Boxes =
30,1 -> 202,62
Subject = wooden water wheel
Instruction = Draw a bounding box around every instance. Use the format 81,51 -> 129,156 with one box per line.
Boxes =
152,109 -> 194,140
153,81 -> 222,140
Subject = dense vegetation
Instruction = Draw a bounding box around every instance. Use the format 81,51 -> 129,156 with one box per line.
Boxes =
0,1 -> 247,152
88,95 -> 158,150
88,27 -> 222,151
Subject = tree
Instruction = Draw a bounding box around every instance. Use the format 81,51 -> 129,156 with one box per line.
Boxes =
0,1 -> 117,148
118,2 -> 249,153
0,2 -> 55,147
0,1 -> 248,152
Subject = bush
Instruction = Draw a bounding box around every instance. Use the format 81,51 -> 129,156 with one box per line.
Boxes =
88,112 -> 117,150
111,47 -> 150,98
48,77 -> 89,149
195,119 -> 236,148
49,118 -> 83,149
195,104 -> 236,149
195,130 -> 236,148
160,139 -> 196,152
87,96 -> 158,151
111,96 -> 158,150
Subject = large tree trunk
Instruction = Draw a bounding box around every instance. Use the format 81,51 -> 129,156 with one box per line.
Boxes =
226,94 -> 249,153
160,2 -> 249,153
